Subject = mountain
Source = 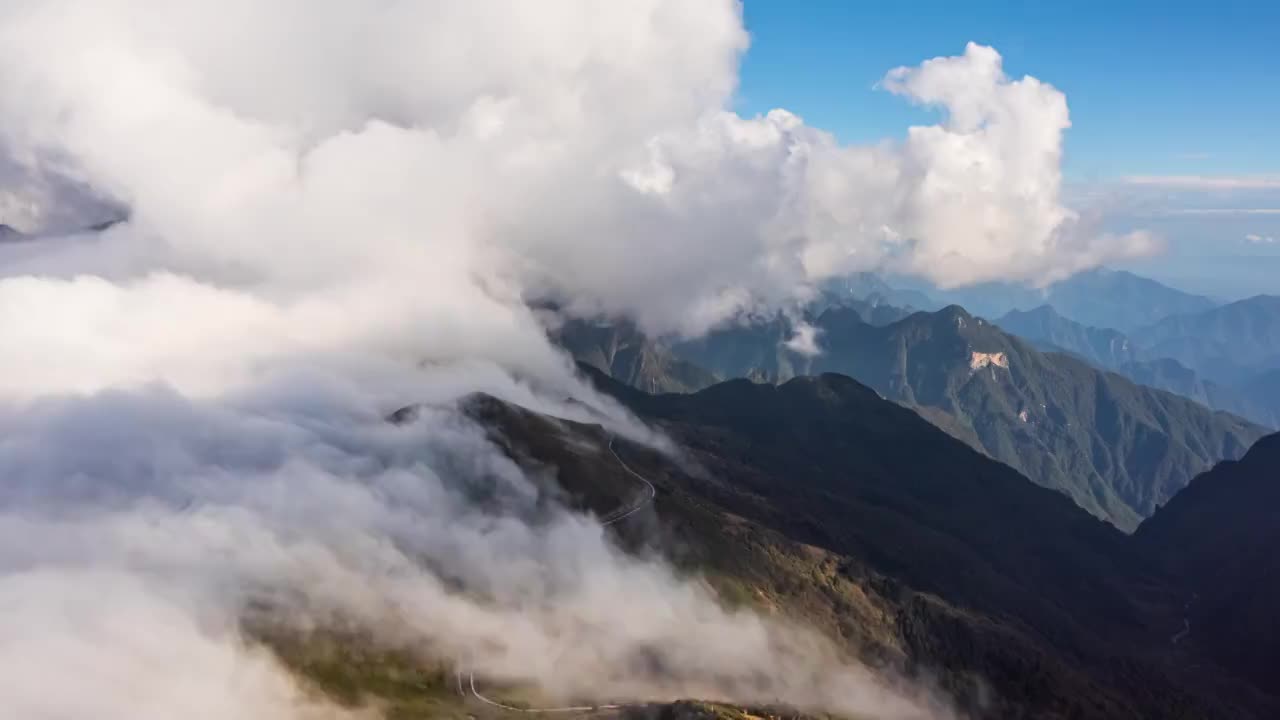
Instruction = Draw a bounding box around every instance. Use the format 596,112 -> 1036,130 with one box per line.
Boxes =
819,272 -> 938,312
571,306 -> 1269,530
996,305 -> 1279,427
808,289 -> 916,326
996,304 -> 1144,369
1120,358 -> 1279,428
457,373 -> 1280,718
1043,268 -> 1219,332
1135,433 -> 1280,694
551,317 -> 719,394
556,295 -> 918,395
1132,295 -> 1280,386
1241,368 -> 1280,417
802,306 -> 1267,530
922,268 -> 1218,332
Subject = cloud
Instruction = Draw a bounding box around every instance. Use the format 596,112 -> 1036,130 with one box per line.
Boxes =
1122,175 -> 1280,190
0,2 -> 1138,717
1166,208 -> 1280,216
784,321 -> 823,356
1099,174 -> 1280,220
0,380 -> 947,720
1245,233 -> 1277,244
1,13 -> 1150,340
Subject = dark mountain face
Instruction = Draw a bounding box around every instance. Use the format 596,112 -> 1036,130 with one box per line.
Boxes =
1131,295 -> 1280,386
468,372 -> 1280,718
1135,433 -> 1280,693
923,268 -> 1218,332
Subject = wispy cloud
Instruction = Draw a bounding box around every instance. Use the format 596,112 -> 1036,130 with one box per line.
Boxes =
1122,175 -> 1280,190
1163,208 -> 1280,216
1245,233 -> 1277,244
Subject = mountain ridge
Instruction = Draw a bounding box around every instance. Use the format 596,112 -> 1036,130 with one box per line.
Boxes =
1131,295 -> 1280,386
558,304 -> 1269,530
996,304 -> 1279,426
902,267 -> 1218,332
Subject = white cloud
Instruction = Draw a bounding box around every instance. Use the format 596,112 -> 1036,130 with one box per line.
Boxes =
0,3 -> 1143,716
1245,233 -> 1277,244
1122,175 -> 1280,190
0,379 -> 947,720
1145,208 -> 1280,216
783,321 -> 823,356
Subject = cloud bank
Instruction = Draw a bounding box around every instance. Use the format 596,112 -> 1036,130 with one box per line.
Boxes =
0,1 -> 1148,718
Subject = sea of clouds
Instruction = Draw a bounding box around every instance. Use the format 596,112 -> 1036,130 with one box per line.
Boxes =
0,2 -> 1155,718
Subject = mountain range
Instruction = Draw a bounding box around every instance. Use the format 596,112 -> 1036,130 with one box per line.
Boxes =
997,303 -> 1280,427
1130,295 -> 1280,386
560,305 -> 1267,530
818,272 -> 938,313
893,267 -> 1219,332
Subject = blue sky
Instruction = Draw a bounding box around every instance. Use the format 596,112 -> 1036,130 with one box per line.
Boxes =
735,0 -> 1280,297
736,0 -> 1279,179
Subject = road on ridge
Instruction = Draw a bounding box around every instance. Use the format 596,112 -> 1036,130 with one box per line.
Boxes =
460,433 -> 656,714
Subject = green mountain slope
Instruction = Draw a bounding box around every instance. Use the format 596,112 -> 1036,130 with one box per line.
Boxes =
807,307 -> 1266,530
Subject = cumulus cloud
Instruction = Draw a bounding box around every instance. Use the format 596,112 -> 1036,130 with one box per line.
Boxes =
1,7 -> 1148,341
0,1 -> 1139,717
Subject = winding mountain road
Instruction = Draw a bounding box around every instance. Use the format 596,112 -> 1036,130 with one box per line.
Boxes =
596,436 -> 657,525
460,433 -> 656,714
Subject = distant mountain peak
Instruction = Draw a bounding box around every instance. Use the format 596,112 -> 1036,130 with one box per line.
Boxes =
1010,303 -> 1063,320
